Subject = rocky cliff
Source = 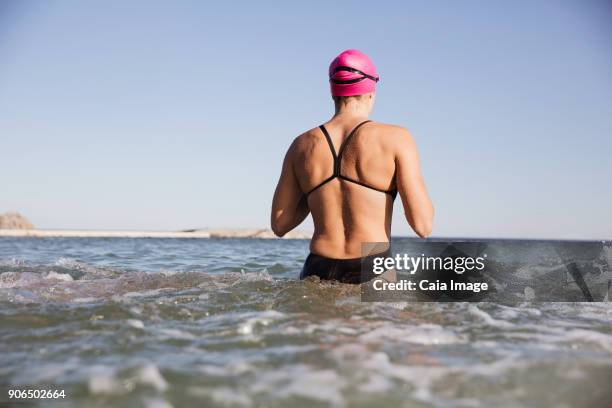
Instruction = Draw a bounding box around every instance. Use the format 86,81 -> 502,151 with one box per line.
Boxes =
0,212 -> 34,229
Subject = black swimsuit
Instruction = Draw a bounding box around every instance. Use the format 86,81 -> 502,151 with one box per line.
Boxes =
301,120 -> 396,284
300,248 -> 392,284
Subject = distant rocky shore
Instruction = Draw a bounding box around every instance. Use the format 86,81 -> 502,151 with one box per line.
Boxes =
0,212 -> 33,229
198,228 -> 311,239
0,228 -> 311,240
0,212 -> 311,239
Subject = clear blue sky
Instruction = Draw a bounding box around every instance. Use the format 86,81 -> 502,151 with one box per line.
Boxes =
1,0 -> 611,239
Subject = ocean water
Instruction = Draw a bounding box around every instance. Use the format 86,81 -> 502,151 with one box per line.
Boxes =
1,237 -> 611,408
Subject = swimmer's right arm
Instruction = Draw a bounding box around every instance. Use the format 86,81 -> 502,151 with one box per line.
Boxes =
271,139 -> 310,237
395,128 -> 434,238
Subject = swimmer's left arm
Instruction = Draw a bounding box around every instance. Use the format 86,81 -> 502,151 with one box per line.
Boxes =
271,141 -> 310,237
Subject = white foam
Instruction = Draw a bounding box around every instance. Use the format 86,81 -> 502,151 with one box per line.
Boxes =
372,302 -> 410,310
250,364 -> 346,407
121,289 -> 166,298
330,344 -> 394,394
198,362 -> 254,376
158,328 -> 195,340
0,258 -> 26,267
88,366 -> 121,395
90,364 -> 169,394
335,326 -> 358,335
187,386 -> 251,406
281,321 -> 341,336
126,319 -> 145,329
129,306 -> 143,315
45,271 -> 74,282
237,269 -> 274,283
56,257 -> 93,272
159,269 -> 179,276
237,310 -> 285,336
360,323 -> 465,345
0,272 -> 23,288
468,305 -> 515,328
72,297 -> 99,303
563,329 -> 612,352
135,364 -> 168,392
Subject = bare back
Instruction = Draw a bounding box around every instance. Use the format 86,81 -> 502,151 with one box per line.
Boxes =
292,120 -> 400,258
271,116 -> 433,259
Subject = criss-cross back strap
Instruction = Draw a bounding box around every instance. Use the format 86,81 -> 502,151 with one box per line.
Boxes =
336,120 -> 371,172
318,120 -> 371,176
306,120 -> 398,198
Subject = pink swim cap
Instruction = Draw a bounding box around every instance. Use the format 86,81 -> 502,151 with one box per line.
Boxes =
329,49 -> 379,97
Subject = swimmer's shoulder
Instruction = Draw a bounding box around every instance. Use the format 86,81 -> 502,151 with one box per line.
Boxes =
289,122 -> 415,156
289,126 -> 326,156
366,121 -> 416,151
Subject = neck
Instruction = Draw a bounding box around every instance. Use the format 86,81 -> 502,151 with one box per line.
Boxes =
333,102 -> 371,119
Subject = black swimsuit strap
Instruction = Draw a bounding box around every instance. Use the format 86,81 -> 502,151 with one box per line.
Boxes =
338,175 -> 390,194
337,120 -> 371,165
320,120 -> 370,175
304,125 -> 338,196
306,120 -> 396,198
318,124 -> 337,161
